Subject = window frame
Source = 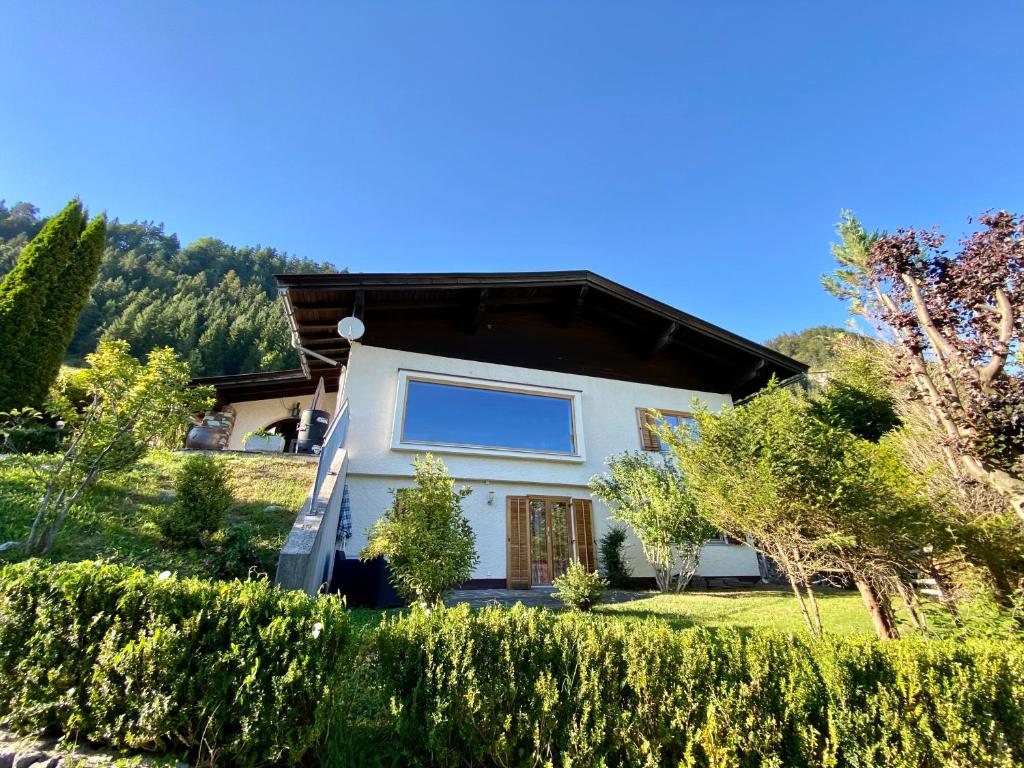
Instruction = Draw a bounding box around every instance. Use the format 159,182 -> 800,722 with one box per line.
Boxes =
391,369 -> 586,462
637,407 -> 697,453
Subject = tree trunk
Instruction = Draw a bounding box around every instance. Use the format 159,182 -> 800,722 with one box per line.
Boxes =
959,456 -> 1024,524
776,546 -> 816,636
40,504 -> 71,554
804,584 -> 823,635
895,579 -> 926,631
787,571 -> 817,636
654,559 -> 669,593
25,484 -> 57,555
793,553 -> 823,634
855,577 -> 899,640
673,547 -> 699,593
645,544 -> 669,592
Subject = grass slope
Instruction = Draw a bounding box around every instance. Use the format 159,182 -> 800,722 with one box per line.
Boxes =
0,450 -> 315,577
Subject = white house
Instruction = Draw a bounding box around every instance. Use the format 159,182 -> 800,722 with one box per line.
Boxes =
200,271 -> 805,597
191,369 -> 339,452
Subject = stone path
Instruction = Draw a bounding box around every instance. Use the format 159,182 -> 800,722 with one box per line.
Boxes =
446,587 -> 649,609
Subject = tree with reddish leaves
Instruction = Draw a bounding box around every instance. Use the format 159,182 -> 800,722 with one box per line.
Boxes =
825,210 -> 1024,522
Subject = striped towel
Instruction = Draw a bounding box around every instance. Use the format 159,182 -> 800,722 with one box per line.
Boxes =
338,483 -> 352,542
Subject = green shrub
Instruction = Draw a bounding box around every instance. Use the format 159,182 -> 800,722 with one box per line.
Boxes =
0,559 -> 351,766
205,521 -> 263,580
599,524 -> 633,587
591,451 -> 716,592
362,454 -> 478,605
4,420 -> 62,453
552,560 -> 608,611
346,605 -> 1024,767
157,453 -> 232,545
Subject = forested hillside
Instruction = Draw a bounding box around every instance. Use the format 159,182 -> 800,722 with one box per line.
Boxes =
764,325 -> 856,370
0,200 -> 337,376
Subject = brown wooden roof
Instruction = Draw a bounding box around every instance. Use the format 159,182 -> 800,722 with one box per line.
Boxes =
274,270 -> 806,399
192,368 -> 338,408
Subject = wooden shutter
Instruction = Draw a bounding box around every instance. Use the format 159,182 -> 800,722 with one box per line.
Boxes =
506,496 -> 531,589
572,498 -> 597,572
636,408 -> 661,451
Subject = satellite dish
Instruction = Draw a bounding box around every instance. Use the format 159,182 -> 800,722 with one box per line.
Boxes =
337,316 -> 365,342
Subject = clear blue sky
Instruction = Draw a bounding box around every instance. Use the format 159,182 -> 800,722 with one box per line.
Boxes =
2,2 -> 1023,343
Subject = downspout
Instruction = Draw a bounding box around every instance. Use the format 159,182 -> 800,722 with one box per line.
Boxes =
298,346 -> 344,369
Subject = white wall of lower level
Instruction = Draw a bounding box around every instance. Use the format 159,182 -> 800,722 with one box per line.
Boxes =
227,391 -> 338,451
345,474 -> 759,581
340,344 -> 761,582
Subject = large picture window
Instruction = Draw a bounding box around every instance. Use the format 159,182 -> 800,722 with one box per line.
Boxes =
398,375 -> 579,456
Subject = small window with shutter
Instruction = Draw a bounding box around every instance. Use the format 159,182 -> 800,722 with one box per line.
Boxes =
636,408 -> 698,452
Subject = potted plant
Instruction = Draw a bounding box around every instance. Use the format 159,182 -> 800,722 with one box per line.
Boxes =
242,427 -> 285,453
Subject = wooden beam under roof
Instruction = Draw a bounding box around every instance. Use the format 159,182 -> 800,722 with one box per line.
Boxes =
302,341 -> 350,353
554,284 -> 589,327
462,287 -> 489,334
642,321 -> 678,359
726,359 -> 767,393
582,299 -> 735,368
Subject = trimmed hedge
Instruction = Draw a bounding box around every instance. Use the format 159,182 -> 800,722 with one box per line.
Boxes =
0,560 -> 351,766
1,562 -> 1022,768
357,606 -> 1024,768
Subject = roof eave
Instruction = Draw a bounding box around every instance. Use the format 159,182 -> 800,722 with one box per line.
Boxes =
274,270 -> 807,376
190,368 -> 309,387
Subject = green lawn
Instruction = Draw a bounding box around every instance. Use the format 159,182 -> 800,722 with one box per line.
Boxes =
350,588 -> 875,637
593,588 -> 874,635
0,449 -> 316,577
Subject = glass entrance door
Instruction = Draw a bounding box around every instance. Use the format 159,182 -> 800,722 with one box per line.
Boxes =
528,497 -> 572,585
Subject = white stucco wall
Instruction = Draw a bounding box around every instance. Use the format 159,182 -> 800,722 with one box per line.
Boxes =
341,343 -> 761,582
227,391 -> 338,451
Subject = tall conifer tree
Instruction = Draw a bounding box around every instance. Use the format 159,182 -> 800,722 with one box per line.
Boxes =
33,213 -> 107,402
0,200 -> 105,410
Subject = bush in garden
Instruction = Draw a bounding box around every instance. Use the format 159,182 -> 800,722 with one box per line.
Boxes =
157,453 -> 232,545
0,559 -> 352,767
590,451 -> 717,592
552,561 -> 608,611
2,419 -> 62,454
361,454 -> 478,605
205,521 -> 263,579
599,524 -> 633,588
